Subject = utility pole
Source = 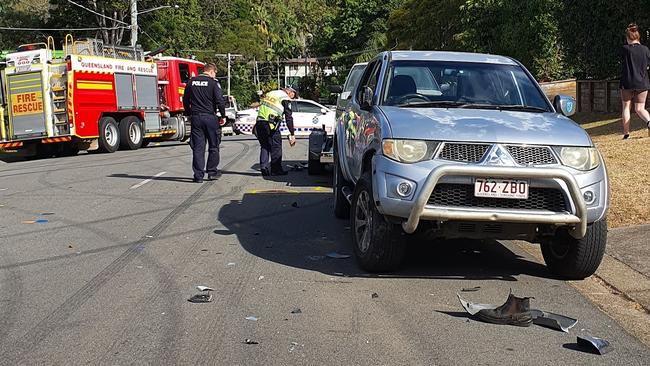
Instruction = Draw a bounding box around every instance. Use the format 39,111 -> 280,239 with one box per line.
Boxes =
277,59 -> 280,89
130,0 -> 137,47
227,52 -> 231,96
213,53 -> 243,96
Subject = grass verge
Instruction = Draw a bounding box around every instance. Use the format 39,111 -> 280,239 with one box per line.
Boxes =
573,112 -> 650,228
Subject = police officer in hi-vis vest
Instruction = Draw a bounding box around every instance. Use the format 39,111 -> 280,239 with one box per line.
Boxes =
182,63 -> 226,183
255,87 -> 296,176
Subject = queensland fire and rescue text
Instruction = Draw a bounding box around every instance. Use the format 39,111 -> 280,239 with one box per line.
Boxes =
11,92 -> 44,116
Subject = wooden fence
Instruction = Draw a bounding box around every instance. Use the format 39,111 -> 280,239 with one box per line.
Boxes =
537,79 -> 649,113
576,80 -> 624,113
539,79 -> 577,101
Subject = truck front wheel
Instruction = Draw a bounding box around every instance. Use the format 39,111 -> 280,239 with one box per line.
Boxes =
541,219 -> 607,280
351,172 -> 406,272
119,116 -> 143,150
98,116 -> 120,153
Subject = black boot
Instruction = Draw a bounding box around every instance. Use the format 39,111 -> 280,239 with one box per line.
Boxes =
476,291 -> 533,327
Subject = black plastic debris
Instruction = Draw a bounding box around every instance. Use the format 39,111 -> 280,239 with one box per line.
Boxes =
244,339 -> 259,345
291,202 -> 299,208
461,286 -> 481,292
371,293 -> 379,299
291,308 -> 302,314
188,293 -> 213,303
531,309 -> 577,333
188,285 -> 214,303
576,335 -> 612,355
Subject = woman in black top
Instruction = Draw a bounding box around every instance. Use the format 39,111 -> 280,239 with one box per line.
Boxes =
620,23 -> 650,139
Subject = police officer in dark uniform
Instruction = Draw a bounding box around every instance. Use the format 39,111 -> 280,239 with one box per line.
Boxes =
183,63 -> 226,183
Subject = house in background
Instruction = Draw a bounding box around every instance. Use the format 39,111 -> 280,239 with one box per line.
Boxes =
283,57 -> 336,88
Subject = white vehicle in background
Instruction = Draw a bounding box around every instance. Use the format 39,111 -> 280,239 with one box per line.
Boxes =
234,98 -> 335,136
220,95 -> 239,136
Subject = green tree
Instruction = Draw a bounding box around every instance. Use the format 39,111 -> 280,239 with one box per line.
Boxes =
457,0 -> 569,81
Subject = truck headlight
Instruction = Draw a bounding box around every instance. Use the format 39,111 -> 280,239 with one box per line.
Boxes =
382,139 -> 437,163
554,147 -> 600,171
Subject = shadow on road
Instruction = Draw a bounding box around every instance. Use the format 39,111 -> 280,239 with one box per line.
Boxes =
109,173 -> 195,183
217,179 -> 553,281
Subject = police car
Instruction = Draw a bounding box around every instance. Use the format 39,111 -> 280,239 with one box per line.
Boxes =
235,98 -> 335,136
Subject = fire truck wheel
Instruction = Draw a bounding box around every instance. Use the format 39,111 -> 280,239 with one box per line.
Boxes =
119,116 -> 143,150
98,116 -> 120,153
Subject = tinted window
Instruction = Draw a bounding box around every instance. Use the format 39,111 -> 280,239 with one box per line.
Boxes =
296,101 -> 323,114
382,60 -> 549,110
356,61 -> 381,101
179,63 -> 190,84
343,65 -> 367,93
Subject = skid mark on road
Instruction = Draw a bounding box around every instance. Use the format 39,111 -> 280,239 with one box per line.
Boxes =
0,142 -> 251,363
129,171 -> 167,189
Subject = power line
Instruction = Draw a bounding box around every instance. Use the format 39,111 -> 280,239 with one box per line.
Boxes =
66,0 -> 128,25
0,26 -> 129,31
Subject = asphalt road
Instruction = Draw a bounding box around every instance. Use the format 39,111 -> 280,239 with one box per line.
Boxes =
0,136 -> 648,365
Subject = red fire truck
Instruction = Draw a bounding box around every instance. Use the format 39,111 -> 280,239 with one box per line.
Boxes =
0,36 -> 204,157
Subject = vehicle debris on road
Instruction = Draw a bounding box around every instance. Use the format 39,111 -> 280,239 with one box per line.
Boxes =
244,339 -> 259,345
576,335 -> 612,355
188,285 -> 214,303
531,309 -> 578,333
245,316 -> 259,321
326,252 -> 351,259
291,308 -> 302,314
371,293 -> 379,299
461,286 -> 481,292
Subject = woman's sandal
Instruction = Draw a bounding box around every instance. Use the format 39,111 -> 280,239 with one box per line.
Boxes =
623,134 -> 630,140
647,121 -> 650,137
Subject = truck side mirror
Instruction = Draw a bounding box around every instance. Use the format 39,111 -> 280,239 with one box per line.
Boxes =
320,108 -> 328,115
553,95 -> 576,117
360,87 -> 373,111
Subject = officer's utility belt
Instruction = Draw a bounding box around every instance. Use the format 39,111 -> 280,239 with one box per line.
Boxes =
258,115 -> 282,131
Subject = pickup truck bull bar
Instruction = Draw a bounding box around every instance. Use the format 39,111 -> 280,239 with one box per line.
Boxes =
401,165 -> 588,239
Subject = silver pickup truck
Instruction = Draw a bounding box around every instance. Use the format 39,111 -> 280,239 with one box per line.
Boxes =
334,51 -> 608,279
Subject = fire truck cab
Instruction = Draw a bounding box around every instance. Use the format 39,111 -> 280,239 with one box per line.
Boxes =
0,36 -> 204,157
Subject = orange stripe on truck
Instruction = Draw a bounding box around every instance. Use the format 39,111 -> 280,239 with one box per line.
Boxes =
0,142 -> 24,148
41,136 -> 72,144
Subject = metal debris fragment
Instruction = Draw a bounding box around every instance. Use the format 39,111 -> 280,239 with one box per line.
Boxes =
244,339 -> 259,345
371,293 -> 379,299
531,309 -> 577,333
291,308 -> 302,314
577,335 -> 612,355
245,316 -> 258,321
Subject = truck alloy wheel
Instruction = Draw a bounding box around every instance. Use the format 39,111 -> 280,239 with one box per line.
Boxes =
350,172 -> 406,272
354,190 -> 373,253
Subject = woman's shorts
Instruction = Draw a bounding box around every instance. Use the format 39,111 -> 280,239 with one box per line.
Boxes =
621,89 -> 648,103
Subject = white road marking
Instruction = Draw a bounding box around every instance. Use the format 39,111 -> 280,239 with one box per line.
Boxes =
130,171 -> 166,190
